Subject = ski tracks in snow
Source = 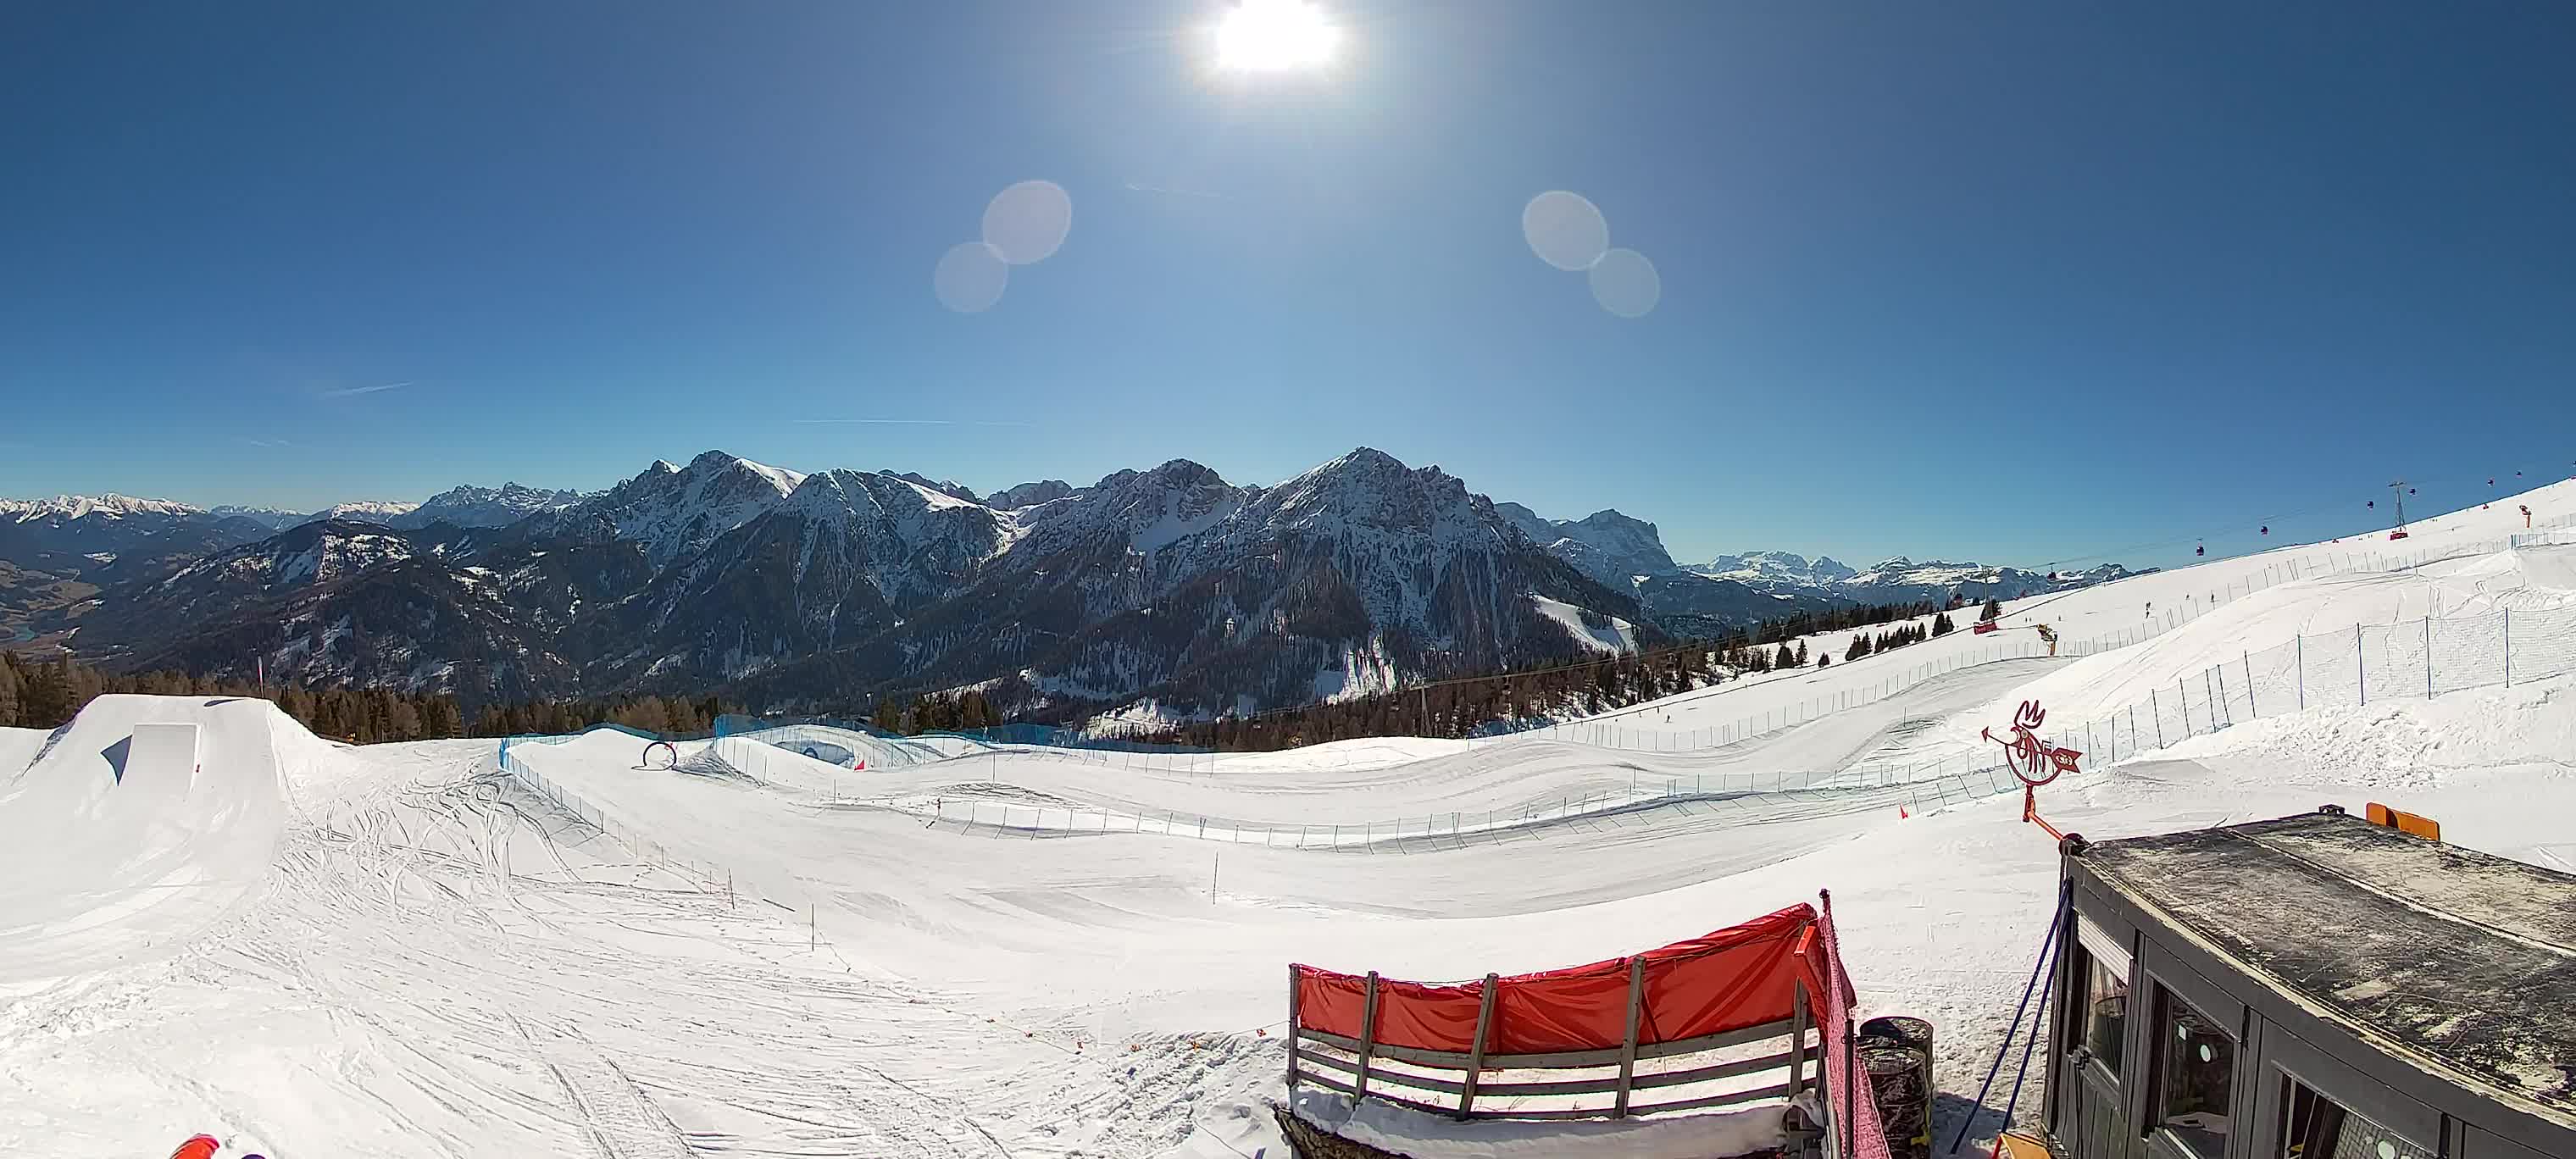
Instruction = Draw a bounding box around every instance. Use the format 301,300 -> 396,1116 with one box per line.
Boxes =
512,1014 -> 696,1159
6,744 -> 1071,1156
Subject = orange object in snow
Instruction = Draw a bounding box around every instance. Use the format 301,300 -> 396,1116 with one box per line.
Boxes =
170,1137 -> 221,1159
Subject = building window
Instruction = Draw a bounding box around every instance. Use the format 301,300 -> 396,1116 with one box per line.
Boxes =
2068,919 -> 2131,1077
2279,1075 -> 2434,1159
2152,986 -> 2236,1159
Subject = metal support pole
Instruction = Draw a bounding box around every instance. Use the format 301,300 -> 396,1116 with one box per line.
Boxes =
1354,972 -> 1381,1100
1457,973 -> 1500,1118
2245,651 -> 2256,717
1613,956 -> 1646,1117
2357,623 -> 2368,706
1285,965 -> 1305,1090
1784,974 -> 1816,1106
2504,608 -> 2513,686
1843,1013 -> 1859,1159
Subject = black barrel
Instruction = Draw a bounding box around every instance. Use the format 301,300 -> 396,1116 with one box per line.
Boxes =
1857,1017 -> 1935,1159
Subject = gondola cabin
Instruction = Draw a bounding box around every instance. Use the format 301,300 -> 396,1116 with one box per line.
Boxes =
2042,809 -> 2575,1159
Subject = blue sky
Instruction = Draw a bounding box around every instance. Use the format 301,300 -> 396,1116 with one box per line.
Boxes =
4,2 -> 2573,571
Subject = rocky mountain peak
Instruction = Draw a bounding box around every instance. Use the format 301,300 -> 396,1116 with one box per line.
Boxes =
882,472 -> 980,504
988,480 -> 1075,510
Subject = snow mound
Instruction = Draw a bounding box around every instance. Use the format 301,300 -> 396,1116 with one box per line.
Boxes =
0,695 -> 301,988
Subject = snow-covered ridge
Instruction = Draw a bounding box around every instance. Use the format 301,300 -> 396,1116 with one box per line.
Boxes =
310,499 -> 423,523
1692,550 -> 1859,589
0,494 -> 205,522
404,482 -> 588,528
1686,549 -> 2143,605
564,450 -> 813,568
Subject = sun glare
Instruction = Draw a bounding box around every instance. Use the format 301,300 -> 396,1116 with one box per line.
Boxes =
1213,0 -> 1340,73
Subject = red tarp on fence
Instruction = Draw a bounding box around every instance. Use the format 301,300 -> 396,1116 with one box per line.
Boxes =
1295,903 -> 1817,1054
1293,897 -> 1891,1158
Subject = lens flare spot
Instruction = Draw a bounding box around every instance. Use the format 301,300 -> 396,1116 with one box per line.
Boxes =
1523,191 -> 1610,272
933,241 -> 1008,313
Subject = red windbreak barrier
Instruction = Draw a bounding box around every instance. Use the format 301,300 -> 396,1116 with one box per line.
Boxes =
1294,903 -> 1818,1055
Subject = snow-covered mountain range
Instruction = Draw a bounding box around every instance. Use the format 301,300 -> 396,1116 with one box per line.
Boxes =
1683,550 -> 2142,607
2,452 -> 2138,718
1493,515 -> 2145,629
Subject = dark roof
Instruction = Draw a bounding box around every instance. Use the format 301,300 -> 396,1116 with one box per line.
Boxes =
2080,812 -> 2576,1119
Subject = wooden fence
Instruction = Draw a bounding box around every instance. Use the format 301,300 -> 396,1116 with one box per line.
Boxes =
1286,964 -> 1819,1122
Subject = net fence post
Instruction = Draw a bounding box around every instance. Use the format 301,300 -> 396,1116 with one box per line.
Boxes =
1842,1011 -> 1858,1159
2357,623 -> 2367,706
1457,973 -> 1500,1118
1790,977 -> 1810,1096
1354,971 -> 1381,1101
1285,965 -> 1304,1091
2504,608 -> 2512,686
1613,955 -> 1646,1117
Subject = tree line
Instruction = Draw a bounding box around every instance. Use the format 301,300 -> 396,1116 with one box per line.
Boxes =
1122,596 -> 1974,752
0,650 -> 471,742
469,694 -> 732,739
869,689 -> 1004,735
3,591 -> 1998,751
0,649 -> 736,745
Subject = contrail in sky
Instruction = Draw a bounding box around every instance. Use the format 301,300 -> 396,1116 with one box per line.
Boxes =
789,419 -> 1036,428
320,380 -> 412,397
1123,180 -> 1223,199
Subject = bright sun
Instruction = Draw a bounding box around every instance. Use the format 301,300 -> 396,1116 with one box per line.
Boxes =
1213,0 -> 1340,73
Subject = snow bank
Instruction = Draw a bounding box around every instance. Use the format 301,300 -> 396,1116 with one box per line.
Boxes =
0,695 -> 292,987
2158,676 -> 2576,788
0,725 -> 48,778
1291,1088 -> 1785,1158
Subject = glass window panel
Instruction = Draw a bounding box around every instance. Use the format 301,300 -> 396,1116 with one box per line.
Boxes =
2279,1073 -> 2434,1159
2153,986 -> 2236,1159
2079,948 -> 2129,1076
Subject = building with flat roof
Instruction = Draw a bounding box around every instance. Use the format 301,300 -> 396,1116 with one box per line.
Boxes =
2044,809 -> 2575,1159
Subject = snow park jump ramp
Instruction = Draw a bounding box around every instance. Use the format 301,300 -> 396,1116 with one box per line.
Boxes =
0,694 -> 293,989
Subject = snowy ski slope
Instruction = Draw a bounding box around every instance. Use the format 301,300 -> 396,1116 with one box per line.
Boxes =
6,480 -> 2576,1156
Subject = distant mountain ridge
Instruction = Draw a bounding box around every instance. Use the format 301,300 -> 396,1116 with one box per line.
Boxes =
8,449 -> 1659,722
1687,551 -> 2145,606
1693,551 -> 1861,590
1497,517 -> 2143,631
3,456 -> 2141,719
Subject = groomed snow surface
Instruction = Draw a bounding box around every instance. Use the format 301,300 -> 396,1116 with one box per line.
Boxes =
8,482 -> 2576,1157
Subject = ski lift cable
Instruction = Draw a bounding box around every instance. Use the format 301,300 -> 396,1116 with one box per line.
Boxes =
2035,461 -> 2568,569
